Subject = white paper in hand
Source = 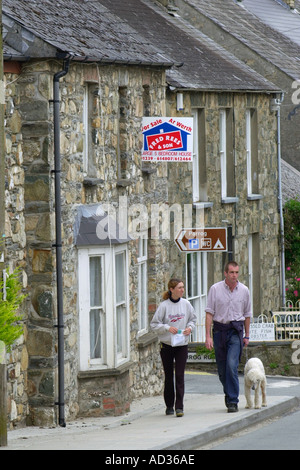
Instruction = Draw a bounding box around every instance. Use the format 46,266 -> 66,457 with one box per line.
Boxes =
171,333 -> 185,347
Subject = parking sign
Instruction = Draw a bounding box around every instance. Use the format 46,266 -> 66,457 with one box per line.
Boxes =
188,239 -> 199,250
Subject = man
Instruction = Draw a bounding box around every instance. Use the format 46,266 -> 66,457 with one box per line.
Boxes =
205,261 -> 252,412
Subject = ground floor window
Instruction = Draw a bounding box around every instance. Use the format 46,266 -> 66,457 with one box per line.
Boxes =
186,252 -> 207,342
78,244 -> 129,370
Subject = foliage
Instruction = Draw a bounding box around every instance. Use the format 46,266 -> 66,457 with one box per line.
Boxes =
195,345 -> 215,360
284,199 -> 300,305
285,266 -> 300,305
0,268 -> 26,351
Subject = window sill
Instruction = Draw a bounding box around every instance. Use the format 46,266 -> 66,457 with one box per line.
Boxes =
141,166 -> 157,175
83,177 -> 104,187
137,331 -> 158,348
117,179 -> 133,187
192,201 -> 214,209
247,194 -> 263,201
78,361 -> 134,379
221,197 -> 239,204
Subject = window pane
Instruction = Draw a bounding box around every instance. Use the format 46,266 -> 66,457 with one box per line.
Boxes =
187,253 -> 199,298
115,252 -> 125,303
90,309 -> 102,359
89,256 -> 102,307
187,253 -> 192,297
116,304 -> 125,354
200,252 -> 207,295
189,298 -> 200,342
140,262 -> 147,330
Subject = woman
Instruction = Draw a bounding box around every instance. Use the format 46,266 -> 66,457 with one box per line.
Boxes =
150,278 -> 197,417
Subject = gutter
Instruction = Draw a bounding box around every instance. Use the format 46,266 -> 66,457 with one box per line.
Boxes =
52,54 -> 71,427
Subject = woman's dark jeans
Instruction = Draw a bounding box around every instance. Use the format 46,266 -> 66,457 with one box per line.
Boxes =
160,343 -> 188,410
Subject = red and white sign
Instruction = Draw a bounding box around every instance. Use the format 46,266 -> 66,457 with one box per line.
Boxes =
142,117 -> 193,162
146,130 -> 183,151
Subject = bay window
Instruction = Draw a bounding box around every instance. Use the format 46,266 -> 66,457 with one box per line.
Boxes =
78,244 -> 129,371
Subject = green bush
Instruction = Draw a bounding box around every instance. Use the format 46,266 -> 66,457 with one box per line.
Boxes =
195,345 -> 216,360
0,269 -> 26,351
284,199 -> 300,305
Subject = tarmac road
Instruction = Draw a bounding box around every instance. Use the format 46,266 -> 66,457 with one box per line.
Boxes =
188,371 -> 300,451
185,369 -> 300,398
200,407 -> 300,450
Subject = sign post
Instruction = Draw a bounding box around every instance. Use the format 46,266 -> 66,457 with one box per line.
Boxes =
175,228 -> 227,253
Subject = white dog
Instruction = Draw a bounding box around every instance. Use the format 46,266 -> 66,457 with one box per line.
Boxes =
244,358 -> 267,409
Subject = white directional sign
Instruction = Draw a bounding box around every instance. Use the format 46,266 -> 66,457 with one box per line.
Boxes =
175,228 -> 227,252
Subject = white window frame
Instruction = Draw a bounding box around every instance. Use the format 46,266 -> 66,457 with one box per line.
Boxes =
248,234 -> 254,314
78,244 -> 130,371
246,108 -> 261,200
186,252 -> 207,342
192,110 -> 200,203
246,109 -> 252,196
219,109 -> 227,200
137,236 -> 148,336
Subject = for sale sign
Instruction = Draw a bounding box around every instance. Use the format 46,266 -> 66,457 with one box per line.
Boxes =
142,117 -> 193,162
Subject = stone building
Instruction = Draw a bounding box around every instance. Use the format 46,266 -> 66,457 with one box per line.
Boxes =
163,0 -> 300,182
2,0 -> 282,427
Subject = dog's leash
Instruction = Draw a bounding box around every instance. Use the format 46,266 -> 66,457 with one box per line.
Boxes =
244,342 -> 249,362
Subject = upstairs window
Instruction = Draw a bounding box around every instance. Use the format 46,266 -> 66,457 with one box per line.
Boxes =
83,83 -> 101,176
219,109 -> 236,203
192,109 -> 207,203
246,108 -> 260,198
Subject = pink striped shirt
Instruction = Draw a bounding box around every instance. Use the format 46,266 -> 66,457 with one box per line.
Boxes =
205,280 -> 252,324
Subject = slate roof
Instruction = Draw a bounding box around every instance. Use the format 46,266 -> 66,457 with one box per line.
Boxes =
182,0 -> 300,80
2,0 -> 279,92
98,0 -> 279,92
2,0 -> 172,66
242,0 -> 300,47
242,0 -> 300,46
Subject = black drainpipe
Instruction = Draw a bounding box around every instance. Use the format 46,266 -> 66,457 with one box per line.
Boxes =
52,55 -> 71,427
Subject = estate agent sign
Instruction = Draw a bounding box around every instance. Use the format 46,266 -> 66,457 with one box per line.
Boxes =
142,117 -> 193,162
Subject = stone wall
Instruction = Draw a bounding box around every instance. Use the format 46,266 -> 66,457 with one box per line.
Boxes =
240,341 -> 300,377
4,69 -> 29,428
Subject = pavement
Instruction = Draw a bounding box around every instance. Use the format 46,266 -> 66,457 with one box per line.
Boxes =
1,371 -> 300,451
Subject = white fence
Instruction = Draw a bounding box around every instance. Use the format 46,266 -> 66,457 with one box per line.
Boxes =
270,300 -> 300,341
